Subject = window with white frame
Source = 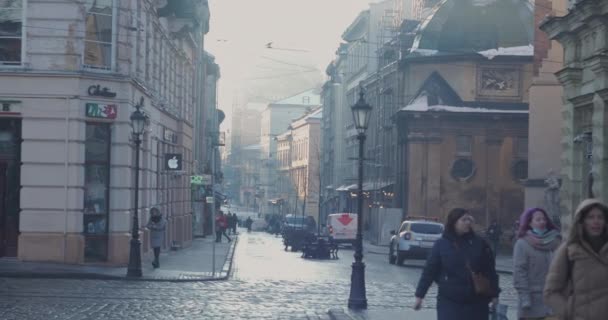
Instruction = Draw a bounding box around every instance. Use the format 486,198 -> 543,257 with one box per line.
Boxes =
0,0 -> 24,65
84,0 -> 115,70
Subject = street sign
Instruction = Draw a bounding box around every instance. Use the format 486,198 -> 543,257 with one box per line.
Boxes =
164,153 -> 182,171
206,196 -> 214,203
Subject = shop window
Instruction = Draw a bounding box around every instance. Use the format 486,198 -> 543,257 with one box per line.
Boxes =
451,158 -> 476,181
84,0 -> 115,70
0,0 -> 23,65
83,123 -> 111,262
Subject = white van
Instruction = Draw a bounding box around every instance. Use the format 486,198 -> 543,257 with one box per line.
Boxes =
326,213 -> 358,245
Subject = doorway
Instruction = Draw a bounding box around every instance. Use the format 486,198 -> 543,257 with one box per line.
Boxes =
0,118 -> 21,257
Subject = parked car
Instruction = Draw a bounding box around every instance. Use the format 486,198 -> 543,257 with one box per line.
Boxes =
389,219 -> 444,265
325,213 -> 357,246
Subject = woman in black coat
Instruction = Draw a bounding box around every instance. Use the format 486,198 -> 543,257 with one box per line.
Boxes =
413,208 -> 500,320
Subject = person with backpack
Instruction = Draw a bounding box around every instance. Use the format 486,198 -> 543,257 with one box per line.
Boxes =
544,199 -> 608,320
413,208 -> 500,320
513,208 -> 561,319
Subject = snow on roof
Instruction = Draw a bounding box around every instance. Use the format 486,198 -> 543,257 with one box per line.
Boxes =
400,96 -> 528,114
477,45 -> 534,60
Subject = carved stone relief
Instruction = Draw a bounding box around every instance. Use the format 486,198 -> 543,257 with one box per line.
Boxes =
477,66 -> 521,99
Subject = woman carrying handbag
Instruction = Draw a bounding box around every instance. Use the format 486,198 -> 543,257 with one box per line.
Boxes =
413,208 -> 500,320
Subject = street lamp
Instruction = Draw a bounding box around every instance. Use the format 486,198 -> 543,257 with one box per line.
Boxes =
127,97 -> 148,278
348,87 -> 372,310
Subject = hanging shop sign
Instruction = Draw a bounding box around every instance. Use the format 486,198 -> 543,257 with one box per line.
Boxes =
87,84 -> 117,98
165,153 -> 183,171
85,103 -> 117,119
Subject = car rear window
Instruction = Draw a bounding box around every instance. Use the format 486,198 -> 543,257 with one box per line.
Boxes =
410,223 -> 443,234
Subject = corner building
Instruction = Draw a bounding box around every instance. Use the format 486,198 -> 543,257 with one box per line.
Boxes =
0,0 -> 210,264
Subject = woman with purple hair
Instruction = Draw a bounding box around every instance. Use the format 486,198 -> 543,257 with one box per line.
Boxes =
513,208 -> 561,319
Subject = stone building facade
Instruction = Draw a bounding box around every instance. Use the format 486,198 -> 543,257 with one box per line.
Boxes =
541,0 -> 608,232
0,0 -> 210,265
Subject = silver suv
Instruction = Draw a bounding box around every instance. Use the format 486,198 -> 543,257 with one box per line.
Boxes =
389,219 -> 444,265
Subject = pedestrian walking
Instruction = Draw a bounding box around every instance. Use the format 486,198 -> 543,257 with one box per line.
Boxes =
513,208 -> 561,319
486,220 -> 502,257
215,211 -> 231,243
544,199 -> 608,320
245,216 -> 253,232
413,208 -> 499,320
226,212 -> 234,235
147,207 -> 166,268
231,213 -> 238,235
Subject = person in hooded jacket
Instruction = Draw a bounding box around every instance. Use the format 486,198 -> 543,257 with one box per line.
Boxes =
414,208 -> 500,320
544,199 -> 608,320
513,208 -> 561,319
147,207 -> 166,268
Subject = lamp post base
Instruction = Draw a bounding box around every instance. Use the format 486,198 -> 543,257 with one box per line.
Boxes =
348,260 -> 367,310
126,238 -> 142,277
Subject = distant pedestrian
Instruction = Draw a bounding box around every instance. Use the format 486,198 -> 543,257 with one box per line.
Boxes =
231,213 -> 238,235
226,212 -> 234,235
215,211 -> 231,243
245,216 -> 253,232
486,220 -> 502,257
147,207 -> 166,268
544,199 -> 608,320
513,208 -> 561,319
510,220 -> 520,245
413,208 -> 499,320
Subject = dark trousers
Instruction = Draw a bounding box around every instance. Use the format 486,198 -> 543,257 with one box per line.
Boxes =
153,247 -> 160,267
216,228 -> 231,242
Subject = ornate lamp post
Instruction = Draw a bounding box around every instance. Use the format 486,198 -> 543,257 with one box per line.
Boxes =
348,87 -> 372,310
127,98 -> 148,277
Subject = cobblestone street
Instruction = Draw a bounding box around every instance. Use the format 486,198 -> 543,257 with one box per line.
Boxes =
0,232 -> 518,319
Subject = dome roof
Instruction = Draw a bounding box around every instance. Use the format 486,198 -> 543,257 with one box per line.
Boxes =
412,0 -> 533,53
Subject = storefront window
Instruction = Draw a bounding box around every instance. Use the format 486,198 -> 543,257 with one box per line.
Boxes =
83,123 -> 110,262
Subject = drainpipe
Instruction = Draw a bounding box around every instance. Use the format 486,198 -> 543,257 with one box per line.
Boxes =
64,97 -> 70,263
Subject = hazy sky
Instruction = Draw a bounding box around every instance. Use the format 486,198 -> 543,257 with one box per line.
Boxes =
207,0 -> 379,131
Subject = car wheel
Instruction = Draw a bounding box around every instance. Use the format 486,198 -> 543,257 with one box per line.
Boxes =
397,250 -> 407,266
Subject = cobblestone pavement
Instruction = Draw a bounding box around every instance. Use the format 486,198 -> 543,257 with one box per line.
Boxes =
0,231 -> 518,319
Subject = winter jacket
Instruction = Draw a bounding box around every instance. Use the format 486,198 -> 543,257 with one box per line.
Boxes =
544,199 -> 608,320
513,237 -> 557,318
415,232 -> 499,320
147,218 -> 166,248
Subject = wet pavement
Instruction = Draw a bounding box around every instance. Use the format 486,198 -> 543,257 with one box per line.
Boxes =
0,231 -> 518,319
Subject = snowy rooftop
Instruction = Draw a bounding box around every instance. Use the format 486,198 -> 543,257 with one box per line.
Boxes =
400,96 -> 528,114
408,45 -> 533,60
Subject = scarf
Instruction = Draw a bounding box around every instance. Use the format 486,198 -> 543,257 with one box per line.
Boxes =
524,229 -> 561,251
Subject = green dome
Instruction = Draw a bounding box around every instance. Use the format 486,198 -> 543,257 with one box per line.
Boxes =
413,0 -> 533,53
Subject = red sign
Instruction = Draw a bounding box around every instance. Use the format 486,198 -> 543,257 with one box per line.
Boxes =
338,214 -> 353,226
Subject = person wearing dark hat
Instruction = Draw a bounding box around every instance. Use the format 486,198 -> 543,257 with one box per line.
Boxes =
413,208 -> 500,320
544,199 -> 608,320
147,207 -> 166,268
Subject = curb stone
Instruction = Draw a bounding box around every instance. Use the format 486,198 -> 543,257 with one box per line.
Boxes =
0,236 -> 239,282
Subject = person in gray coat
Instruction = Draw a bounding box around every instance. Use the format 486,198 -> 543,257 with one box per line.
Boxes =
147,207 -> 167,268
513,208 -> 561,319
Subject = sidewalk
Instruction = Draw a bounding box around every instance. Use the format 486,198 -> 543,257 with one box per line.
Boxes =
329,307 -> 436,320
0,236 -> 237,281
364,240 -> 513,274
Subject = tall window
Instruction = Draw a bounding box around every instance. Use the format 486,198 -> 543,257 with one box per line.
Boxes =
0,0 -> 23,65
456,135 -> 472,157
83,123 -> 111,262
84,0 -> 114,70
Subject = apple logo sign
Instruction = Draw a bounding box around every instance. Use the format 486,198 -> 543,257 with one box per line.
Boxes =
165,153 -> 182,171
